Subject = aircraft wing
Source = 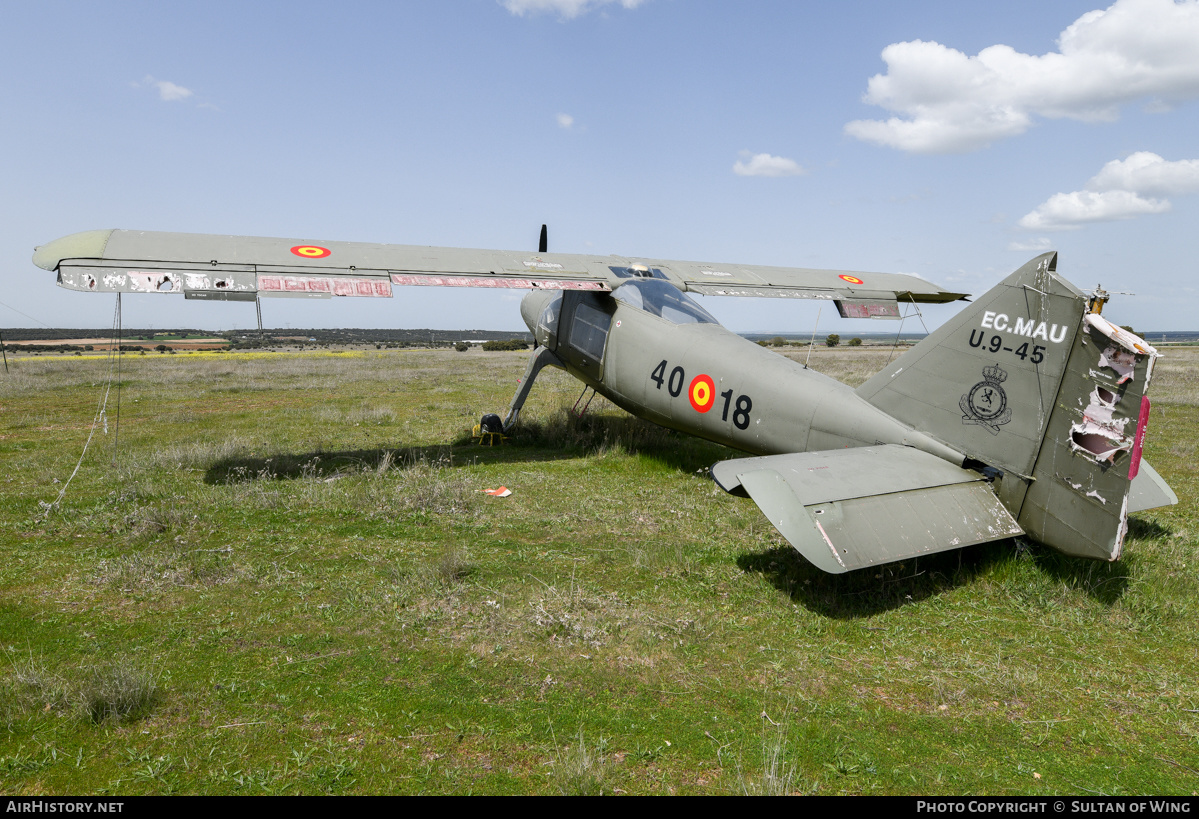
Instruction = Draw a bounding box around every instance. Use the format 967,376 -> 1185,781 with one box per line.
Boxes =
711,445 -> 1022,573
33,230 -> 967,313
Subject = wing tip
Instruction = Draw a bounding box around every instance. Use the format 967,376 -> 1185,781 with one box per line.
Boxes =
33,229 -> 115,271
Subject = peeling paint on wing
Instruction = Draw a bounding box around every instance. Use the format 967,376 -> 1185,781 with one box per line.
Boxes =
390,273 -> 605,291
69,271 -> 97,290
181,272 -> 256,292
814,520 -> 846,569
57,269 -> 88,291
259,275 -> 392,297
127,271 -> 180,293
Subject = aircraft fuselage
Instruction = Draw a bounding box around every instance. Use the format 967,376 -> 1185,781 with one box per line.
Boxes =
519,286 -> 963,466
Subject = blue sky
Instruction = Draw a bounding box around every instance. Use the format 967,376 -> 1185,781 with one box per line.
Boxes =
3,0 -> 1197,334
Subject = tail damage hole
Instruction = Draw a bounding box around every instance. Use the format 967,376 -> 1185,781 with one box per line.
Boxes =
1070,430 -> 1127,463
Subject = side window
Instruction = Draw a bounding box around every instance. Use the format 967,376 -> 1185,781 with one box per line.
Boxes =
569,300 -> 612,361
536,291 -> 563,348
539,292 -> 562,333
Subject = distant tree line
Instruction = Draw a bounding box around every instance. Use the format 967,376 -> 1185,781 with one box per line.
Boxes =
0,327 -> 535,345
481,339 -> 529,351
5,343 -> 94,353
225,328 -> 534,349
0,328 -> 211,341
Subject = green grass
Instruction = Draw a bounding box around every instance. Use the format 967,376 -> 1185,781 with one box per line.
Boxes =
1,345 -> 1196,794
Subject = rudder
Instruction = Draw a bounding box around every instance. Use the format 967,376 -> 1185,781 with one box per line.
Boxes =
1016,313 -> 1160,560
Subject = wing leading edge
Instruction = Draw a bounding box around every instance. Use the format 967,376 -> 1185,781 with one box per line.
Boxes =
34,229 -> 968,312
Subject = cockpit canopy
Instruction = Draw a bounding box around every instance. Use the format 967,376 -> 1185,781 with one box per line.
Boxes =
612,279 -> 720,325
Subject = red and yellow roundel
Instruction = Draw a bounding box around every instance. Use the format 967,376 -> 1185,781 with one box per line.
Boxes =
291,245 -> 331,259
689,374 -> 715,413
838,274 -> 863,284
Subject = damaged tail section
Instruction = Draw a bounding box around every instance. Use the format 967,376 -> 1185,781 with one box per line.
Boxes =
713,252 -> 1174,573
856,252 -> 1172,563
1016,311 -> 1162,561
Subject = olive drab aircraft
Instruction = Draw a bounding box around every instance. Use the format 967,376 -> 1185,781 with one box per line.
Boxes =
33,228 -> 1177,574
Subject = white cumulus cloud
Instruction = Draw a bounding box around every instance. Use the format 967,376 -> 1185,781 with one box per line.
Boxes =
1019,190 -> 1170,230
732,152 -> 806,178
1085,151 -> 1199,196
500,0 -> 645,19
845,0 -> 1199,153
1020,150 -> 1199,229
557,112 -> 574,129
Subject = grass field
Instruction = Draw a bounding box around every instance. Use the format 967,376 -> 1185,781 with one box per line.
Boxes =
1,345 -> 1196,795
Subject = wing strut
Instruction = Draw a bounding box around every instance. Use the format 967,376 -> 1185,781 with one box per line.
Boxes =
502,345 -> 564,431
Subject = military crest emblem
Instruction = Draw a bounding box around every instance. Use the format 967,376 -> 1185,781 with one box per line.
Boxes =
960,364 -> 1012,435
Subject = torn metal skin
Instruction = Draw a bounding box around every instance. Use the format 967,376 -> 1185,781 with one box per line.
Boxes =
1069,316 -> 1158,467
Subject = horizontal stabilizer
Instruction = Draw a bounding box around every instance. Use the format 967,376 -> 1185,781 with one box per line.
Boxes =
1128,460 -> 1178,514
712,445 -> 1022,573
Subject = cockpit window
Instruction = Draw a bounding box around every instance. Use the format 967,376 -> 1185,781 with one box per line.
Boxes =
538,291 -> 563,337
612,279 -> 719,325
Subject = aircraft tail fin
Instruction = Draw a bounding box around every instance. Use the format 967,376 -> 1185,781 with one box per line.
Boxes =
855,253 -> 1080,478
855,253 -> 1166,561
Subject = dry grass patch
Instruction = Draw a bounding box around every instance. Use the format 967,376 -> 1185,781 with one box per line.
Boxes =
2,653 -> 71,725
78,660 -> 160,723
738,721 -> 806,796
386,546 -> 475,593
383,459 -> 480,517
94,541 -> 241,591
2,653 -> 160,726
550,729 -> 609,795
